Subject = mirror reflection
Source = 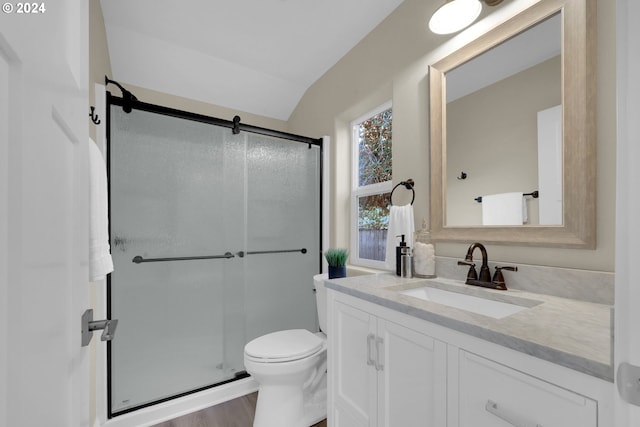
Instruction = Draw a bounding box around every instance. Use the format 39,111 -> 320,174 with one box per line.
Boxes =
429,0 -> 596,248
445,13 -> 561,227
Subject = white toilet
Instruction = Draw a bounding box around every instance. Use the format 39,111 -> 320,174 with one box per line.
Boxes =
244,273 -> 328,427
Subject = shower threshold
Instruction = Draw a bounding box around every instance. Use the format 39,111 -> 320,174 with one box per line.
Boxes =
109,371 -> 250,419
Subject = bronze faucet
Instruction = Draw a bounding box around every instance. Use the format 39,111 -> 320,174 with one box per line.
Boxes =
457,242 -> 517,290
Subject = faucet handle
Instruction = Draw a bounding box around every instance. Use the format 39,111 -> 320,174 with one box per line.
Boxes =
492,265 -> 518,288
457,261 -> 477,281
496,265 -> 518,272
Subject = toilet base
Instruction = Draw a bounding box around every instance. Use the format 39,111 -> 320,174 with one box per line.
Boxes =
253,370 -> 327,427
254,383 -> 305,427
303,370 -> 327,426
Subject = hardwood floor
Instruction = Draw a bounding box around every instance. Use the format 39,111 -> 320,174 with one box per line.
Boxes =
151,392 -> 327,427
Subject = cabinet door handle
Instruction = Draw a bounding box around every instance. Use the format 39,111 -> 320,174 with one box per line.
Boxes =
485,400 -> 542,427
375,337 -> 384,371
366,334 -> 375,366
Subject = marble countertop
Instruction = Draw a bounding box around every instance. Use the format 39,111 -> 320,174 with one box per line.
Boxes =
325,273 -> 613,382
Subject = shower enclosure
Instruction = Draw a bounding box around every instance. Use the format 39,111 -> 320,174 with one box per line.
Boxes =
106,94 -> 322,417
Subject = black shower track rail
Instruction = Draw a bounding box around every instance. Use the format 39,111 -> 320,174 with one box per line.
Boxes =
107,92 -> 323,147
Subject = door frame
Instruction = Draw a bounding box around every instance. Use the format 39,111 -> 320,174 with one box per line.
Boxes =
614,0 -> 640,424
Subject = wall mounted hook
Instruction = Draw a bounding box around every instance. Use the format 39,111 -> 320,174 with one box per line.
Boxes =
457,171 -> 467,180
89,106 -> 100,125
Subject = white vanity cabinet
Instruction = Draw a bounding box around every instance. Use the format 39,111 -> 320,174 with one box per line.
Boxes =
327,289 -> 611,427
457,351 -> 597,427
328,294 -> 447,427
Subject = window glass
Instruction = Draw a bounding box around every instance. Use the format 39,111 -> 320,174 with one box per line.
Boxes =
351,104 -> 392,267
357,192 -> 391,262
357,108 -> 392,186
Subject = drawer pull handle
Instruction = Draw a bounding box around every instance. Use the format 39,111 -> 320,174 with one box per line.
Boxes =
485,400 -> 542,427
366,334 -> 375,366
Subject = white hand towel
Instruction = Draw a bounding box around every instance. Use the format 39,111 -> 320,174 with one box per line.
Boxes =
384,204 -> 415,271
89,139 -> 114,281
481,192 -> 526,226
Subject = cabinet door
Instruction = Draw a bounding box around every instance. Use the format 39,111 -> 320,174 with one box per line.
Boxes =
378,319 -> 447,427
458,351 -> 597,427
332,301 -> 378,427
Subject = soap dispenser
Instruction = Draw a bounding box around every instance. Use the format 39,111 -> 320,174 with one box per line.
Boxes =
396,234 -> 409,276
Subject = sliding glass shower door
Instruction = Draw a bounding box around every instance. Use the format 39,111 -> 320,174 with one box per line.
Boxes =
107,101 -> 321,415
243,134 -> 321,342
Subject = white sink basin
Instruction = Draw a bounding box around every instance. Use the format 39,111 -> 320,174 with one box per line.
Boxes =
399,286 -> 528,319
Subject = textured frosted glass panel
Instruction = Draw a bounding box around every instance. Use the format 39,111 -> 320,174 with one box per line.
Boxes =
108,104 -> 322,414
244,135 -> 321,341
109,106 -> 246,413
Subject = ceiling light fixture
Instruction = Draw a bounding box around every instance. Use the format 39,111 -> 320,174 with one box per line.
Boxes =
429,0 -> 504,35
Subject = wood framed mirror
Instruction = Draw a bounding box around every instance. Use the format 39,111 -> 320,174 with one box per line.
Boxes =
429,0 -> 596,248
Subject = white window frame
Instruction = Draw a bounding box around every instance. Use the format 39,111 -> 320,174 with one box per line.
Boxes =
350,101 -> 393,269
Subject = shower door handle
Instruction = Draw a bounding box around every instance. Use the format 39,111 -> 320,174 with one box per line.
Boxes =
81,309 -> 118,347
132,252 -> 235,263
236,248 -> 307,258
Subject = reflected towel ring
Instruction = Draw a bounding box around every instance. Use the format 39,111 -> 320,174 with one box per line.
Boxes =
390,179 -> 415,206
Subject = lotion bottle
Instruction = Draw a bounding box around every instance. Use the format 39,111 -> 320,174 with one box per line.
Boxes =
401,247 -> 413,278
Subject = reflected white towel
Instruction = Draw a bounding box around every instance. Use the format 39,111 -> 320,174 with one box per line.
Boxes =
384,204 -> 415,271
89,139 -> 114,281
481,192 -> 527,225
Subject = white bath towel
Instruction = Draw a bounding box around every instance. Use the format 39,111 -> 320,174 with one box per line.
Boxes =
481,192 -> 527,226
89,139 -> 114,281
384,204 -> 415,271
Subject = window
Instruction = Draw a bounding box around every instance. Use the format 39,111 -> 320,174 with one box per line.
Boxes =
350,102 -> 392,268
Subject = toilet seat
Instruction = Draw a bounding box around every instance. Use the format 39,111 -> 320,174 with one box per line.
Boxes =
245,329 -> 325,363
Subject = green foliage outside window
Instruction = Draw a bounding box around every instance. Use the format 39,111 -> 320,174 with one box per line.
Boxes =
358,108 -> 392,186
358,196 -> 390,229
357,108 -> 392,231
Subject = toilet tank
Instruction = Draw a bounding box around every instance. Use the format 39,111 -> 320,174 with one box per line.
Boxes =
313,273 -> 328,333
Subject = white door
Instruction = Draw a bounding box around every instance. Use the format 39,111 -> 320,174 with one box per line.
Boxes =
536,104 -> 562,225
615,0 -> 640,425
0,1 -> 90,426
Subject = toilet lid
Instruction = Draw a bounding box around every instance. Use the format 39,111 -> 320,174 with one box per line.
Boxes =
245,329 -> 324,362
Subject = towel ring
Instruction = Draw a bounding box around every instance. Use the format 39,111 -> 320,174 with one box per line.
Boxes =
390,179 -> 415,206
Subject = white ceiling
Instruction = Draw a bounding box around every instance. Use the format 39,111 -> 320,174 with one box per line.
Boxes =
100,0 -> 406,121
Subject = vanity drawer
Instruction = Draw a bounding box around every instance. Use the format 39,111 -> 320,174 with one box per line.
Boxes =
458,351 -> 597,427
